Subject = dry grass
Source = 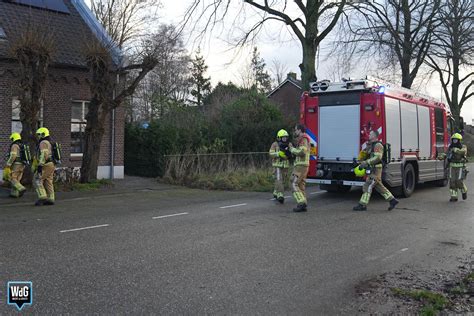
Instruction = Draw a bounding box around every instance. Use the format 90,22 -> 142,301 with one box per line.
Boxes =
162,152 -> 275,191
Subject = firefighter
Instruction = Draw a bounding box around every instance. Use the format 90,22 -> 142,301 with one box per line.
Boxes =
353,130 -> 399,211
439,133 -> 468,202
4,132 -> 26,198
269,129 -> 292,203
33,127 -> 55,206
289,124 -> 310,212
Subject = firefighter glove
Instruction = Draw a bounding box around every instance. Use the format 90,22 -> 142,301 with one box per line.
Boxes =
278,151 -> 287,159
2,167 -> 11,182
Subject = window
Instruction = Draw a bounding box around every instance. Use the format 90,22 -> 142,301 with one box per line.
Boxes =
434,108 -> 445,152
71,101 -> 89,155
12,97 -> 43,133
12,98 -> 21,133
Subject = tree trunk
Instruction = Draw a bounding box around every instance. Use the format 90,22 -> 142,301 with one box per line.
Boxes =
17,56 -> 49,184
299,39 -> 317,93
80,100 -> 106,183
400,61 -> 413,88
451,57 -> 461,130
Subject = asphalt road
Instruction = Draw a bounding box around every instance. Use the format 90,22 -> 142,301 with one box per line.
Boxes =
1,176 -> 473,314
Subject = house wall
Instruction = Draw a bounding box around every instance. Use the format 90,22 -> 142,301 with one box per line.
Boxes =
268,82 -> 302,125
0,60 -> 124,179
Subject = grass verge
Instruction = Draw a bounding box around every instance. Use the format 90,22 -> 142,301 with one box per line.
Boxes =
71,179 -> 113,191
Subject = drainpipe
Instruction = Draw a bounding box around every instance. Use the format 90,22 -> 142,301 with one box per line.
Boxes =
111,74 -> 119,179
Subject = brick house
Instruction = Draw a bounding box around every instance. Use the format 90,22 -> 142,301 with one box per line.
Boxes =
0,0 -> 124,179
267,72 -> 303,124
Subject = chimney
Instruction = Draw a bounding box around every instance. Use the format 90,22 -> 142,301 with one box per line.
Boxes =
287,72 -> 297,81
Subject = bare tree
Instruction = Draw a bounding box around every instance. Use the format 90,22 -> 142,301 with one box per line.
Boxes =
80,38 -> 159,182
425,0 -> 473,129
128,24 -> 191,121
10,23 -> 55,183
183,0 -> 347,91
270,59 -> 289,85
90,0 -> 161,49
340,0 -> 441,88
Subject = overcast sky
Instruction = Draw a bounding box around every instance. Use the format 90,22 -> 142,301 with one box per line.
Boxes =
94,0 -> 471,123
158,0 -> 473,123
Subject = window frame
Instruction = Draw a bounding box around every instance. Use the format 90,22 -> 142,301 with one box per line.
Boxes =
70,100 -> 90,157
11,97 -> 43,133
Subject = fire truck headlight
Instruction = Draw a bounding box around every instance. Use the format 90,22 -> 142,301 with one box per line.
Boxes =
310,82 -> 319,93
319,81 -> 329,91
316,170 -> 325,178
317,163 -> 322,169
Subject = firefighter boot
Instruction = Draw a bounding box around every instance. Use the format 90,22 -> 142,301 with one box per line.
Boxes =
277,196 -> 285,204
353,204 -> 367,211
388,198 -> 399,211
293,203 -> 307,212
449,189 -> 458,202
462,185 -> 467,200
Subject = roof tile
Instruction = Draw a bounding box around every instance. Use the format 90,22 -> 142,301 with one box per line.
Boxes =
0,0 -> 97,67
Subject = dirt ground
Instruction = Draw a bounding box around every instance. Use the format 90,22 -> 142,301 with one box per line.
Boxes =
351,249 -> 474,314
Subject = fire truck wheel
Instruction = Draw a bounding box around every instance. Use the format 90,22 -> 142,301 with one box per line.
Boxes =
401,163 -> 416,197
320,184 -> 351,193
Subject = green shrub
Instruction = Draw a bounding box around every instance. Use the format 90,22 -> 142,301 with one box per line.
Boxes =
125,90 -> 292,179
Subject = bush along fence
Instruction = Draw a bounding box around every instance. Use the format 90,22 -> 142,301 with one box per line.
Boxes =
124,90 -> 292,179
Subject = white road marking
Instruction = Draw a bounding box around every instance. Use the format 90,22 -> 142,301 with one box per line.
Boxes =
382,248 -> 409,261
219,203 -> 247,209
310,191 -> 325,195
152,212 -> 189,219
60,224 -> 110,233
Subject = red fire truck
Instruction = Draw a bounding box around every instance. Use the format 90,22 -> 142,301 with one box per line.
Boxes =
301,77 -> 455,197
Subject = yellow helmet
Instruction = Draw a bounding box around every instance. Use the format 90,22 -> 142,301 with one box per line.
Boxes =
36,127 -> 50,138
354,165 -> 366,177
451,133 -> 462,141
10,132 -> 21,142
277,129 -> 289,139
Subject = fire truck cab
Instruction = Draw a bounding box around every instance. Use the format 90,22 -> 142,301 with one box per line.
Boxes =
300,77 -> 454,197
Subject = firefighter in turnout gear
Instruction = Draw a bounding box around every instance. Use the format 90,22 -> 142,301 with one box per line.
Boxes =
289,124 -> 310,212
34,127 -> 55,206
353,130 -> 399,211
269,129 -> 292,204
4,133 -> 26,198
438,133 -> 468,202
